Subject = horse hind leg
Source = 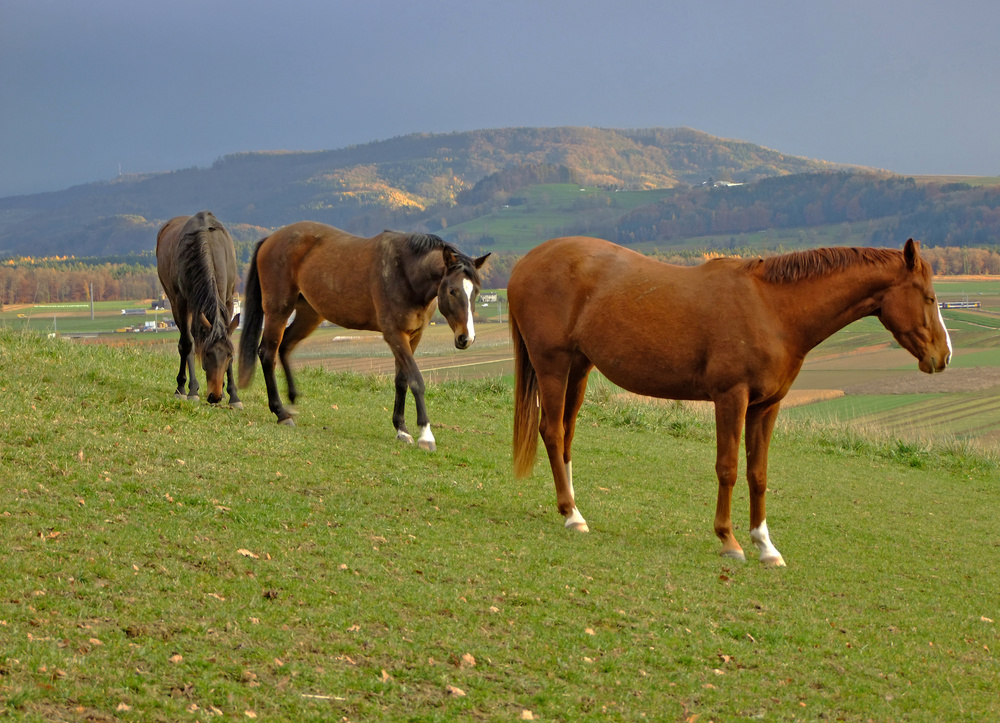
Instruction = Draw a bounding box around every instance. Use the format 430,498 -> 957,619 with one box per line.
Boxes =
257,311 -> 296,425
278,302 -> 322,411
536,358 -> 587,532
560,355 -> 594,531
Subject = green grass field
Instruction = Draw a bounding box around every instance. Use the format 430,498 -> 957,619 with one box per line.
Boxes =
445,185 -> 676,250
2,329 -> 999,721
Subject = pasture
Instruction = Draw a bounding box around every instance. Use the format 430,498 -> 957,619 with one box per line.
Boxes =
1,328 -> 999,722
444,185 -> 676,251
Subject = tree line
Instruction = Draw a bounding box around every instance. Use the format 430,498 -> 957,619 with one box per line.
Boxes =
3,243 -> 997,308
611,172 -> 1000,248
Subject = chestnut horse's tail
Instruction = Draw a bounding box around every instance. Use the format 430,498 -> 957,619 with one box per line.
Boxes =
237,239 -> 266,388
511,309 -> 539,478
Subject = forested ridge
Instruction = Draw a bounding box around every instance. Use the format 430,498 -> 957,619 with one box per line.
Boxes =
0,127 -> 856,258
3,127 -> 1000,304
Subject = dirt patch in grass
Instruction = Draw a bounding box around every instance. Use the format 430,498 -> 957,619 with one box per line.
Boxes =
841,366 -> 1000,394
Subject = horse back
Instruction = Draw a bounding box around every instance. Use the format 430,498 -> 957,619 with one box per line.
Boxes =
509,236 -> 792,401
156,212 -> 238,314
255,221 -> 384,330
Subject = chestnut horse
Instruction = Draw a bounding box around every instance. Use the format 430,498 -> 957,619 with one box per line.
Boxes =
238,221 -> 488,450
155,211 -> 241,407
510,236 -> 951,566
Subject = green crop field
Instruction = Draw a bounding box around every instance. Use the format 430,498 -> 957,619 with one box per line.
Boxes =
1,329 -> 999,722
445,185 -> 676,250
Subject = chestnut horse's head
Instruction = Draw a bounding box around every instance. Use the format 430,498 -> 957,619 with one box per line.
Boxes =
437,248 -> 490,350
877,238 -> 952,374
197,312 -> 239,404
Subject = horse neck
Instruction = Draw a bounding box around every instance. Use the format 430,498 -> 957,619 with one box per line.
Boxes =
402,250 -> 446,306
187,241 -> 227,339
765,258 -> 905,354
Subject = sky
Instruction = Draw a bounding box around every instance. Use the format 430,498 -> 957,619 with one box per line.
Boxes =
3,0 -> 1000,198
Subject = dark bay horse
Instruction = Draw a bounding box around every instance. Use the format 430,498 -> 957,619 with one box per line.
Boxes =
238,221 -> 489,450
509,236 -> 952,566
155,211 -> 241,407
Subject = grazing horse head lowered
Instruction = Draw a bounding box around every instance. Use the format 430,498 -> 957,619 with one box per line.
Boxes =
155,210 -> 241,407
509,236 -> 950,567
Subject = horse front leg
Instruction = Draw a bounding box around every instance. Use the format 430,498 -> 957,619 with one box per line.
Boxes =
173,310 -> 198,401
387,333 -> 435,451
184,351 -> 200,401
225,358 -> 243,410
713,390 -> 749,561
746,402 -> 785,567
173,339 -> 190,399
392,362 -> 414,444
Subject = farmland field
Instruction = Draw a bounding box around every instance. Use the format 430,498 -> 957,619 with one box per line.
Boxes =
3,275 -> 1000,450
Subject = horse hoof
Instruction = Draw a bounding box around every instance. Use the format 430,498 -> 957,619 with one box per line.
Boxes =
174,391 -> 186,400
417,439 -> 437,452
278,417 -> 296,427
229,401 -> 244,410
565,520 -> 590,533
397,431 -> 415,444
187,395 -> 200,403
720,548 -> 747,562
760,555 -> 786,568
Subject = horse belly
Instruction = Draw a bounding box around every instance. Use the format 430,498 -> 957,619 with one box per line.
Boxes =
583,338 -> 713,402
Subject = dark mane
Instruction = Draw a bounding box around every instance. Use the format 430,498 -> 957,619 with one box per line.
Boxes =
402,232 -> 483,284
403,232 -> 451,255
740,247 -> 902,284
178,220 -> 229,347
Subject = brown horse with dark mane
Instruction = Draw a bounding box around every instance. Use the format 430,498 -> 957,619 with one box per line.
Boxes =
238,221 -> 489,450
509,236 -> 951,566
156,211 -> 241,407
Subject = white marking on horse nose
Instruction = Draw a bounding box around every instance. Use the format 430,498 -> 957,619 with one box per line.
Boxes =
462,278 -> 476,342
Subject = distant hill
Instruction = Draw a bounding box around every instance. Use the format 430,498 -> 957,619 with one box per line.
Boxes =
0,127 -> 863,258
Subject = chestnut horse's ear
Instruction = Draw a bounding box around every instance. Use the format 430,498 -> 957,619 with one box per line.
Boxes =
442,247 -> 459,269
229,313 -> 240,334
474,253 -> 491,270
904,238 -> 920,271
200,312 -> 212,330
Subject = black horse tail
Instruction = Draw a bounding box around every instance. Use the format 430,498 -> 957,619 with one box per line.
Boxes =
511,308 -> 539,479
238,239 -> 266,388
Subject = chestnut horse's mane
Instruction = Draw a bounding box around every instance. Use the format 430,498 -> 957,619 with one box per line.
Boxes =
739,247 -> 902,284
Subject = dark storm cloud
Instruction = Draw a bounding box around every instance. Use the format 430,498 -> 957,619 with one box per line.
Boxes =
2,0 -> 999,197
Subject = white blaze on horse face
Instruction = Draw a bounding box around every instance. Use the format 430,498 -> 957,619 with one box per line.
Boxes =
462,278 -> 476,342
936,304 -> 953,363
750,520 -> 785,566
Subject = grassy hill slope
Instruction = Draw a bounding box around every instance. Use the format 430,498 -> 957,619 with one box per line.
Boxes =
1,329 -> 998,721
